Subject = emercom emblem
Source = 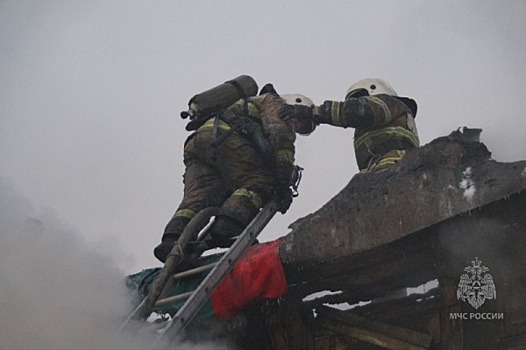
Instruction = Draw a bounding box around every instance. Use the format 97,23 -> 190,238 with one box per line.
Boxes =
457,257 -> 496,309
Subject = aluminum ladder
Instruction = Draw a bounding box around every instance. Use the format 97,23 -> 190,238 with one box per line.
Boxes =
120,200 -> 278,347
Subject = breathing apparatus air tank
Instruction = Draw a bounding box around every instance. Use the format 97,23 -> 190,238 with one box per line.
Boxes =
181,75 -> 258,122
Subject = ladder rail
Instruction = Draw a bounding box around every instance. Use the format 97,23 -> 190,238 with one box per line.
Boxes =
119,207 -> 219,332
154,200 -> 278,346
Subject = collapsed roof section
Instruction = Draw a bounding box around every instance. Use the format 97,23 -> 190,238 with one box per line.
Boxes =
279,129 -> 526,300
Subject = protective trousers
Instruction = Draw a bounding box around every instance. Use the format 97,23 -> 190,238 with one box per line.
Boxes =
162,129 -> 275,244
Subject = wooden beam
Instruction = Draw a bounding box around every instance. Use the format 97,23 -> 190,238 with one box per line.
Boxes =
316,305 -> 433,349
280,135 -> 526,289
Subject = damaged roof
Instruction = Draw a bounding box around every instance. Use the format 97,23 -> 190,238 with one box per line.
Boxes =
279,129 -> 526,303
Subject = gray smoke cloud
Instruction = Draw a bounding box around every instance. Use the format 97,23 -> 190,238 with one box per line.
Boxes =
0,176 -> 237,349
0,176 -> 156,349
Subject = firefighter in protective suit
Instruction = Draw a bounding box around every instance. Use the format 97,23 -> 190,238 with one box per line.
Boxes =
281,78 -> 419,172
154,92 -> 310,263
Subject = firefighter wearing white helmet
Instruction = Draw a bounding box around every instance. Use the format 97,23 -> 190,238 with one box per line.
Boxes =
281,94 -> 317,136
345,78 -> 398,98
155,87 -> 298,263
280,78 -> 419,172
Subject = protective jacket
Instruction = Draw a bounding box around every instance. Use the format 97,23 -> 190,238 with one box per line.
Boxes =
160,93 -> 295,251
211,93 -> 296,189
318,94 -> 419,172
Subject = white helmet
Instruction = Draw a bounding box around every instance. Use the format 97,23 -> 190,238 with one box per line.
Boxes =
345,78 -> 397,99
281,94 -> 316,136
281,93 -> 315,108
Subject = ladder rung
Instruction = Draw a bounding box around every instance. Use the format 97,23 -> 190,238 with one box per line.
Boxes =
155,291 -> 194,306
172,262 -> 218,281
156,200 -> 277,343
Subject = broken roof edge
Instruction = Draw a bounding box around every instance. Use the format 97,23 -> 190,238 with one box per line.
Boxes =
279,128 -> 526,270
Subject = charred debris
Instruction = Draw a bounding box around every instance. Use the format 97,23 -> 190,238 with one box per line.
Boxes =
129,128 -> 526,349
271,128 -> 526,349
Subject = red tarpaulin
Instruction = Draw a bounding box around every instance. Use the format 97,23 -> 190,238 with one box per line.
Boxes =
210,239 -> 287,320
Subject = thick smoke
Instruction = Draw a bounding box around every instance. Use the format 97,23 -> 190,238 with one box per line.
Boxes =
0,177 -> 156,349
0,176 -> 237,349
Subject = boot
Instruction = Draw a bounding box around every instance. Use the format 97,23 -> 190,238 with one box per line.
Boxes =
207,215 -> 245,248
153,216 -> 190,263
153,241 -> 175,263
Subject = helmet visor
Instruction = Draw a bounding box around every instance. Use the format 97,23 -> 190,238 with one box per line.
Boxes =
345,88 -> 369,99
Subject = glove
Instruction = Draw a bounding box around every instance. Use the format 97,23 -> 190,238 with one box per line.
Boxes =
276,186 -> 293,214
317,101 -> 342,125
279,104 -> 314,122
